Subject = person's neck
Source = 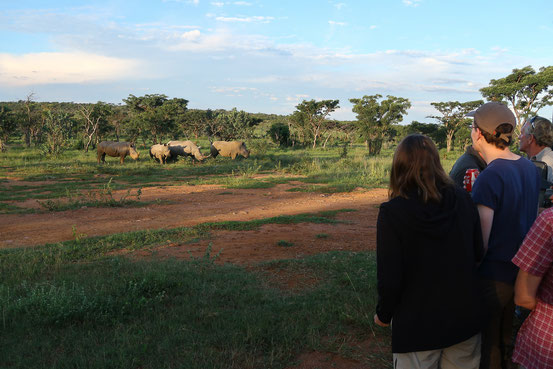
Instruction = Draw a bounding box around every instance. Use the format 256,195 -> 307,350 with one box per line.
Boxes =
480,145 -> 519,164
526,145 -> 547,159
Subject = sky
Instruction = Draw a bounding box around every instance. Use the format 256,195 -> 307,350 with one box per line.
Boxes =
1,0 -> 552,123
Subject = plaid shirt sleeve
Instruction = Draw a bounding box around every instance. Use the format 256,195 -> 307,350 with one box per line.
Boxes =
512,208 -> 553,278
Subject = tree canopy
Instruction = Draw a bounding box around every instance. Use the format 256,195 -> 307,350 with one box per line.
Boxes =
350,94 -> 411,155
429,100 -> 482,152
290,99 -> 339,148
480,65 -> 553,136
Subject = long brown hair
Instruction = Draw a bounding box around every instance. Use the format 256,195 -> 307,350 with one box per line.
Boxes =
389,134 -> 453,203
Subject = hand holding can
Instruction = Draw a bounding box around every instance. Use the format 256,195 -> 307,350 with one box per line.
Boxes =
463,169 -> 480,193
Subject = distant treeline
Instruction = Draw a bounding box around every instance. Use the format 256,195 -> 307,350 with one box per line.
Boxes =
0,65 -> 551,155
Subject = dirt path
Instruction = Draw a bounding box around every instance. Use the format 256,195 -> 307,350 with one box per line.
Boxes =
0,181 -> 390,368
0,182 -> 387,264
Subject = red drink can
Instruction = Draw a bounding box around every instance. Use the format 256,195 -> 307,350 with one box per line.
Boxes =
463,169 -> 480,193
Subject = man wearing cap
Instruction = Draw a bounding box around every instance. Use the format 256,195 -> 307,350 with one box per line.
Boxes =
519,116 -> 553,183
469,102 -> 541,369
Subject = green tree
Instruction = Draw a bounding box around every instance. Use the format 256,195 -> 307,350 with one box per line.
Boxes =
212,108 -> 261,140
349,94 -> 411,155
267,122 -> 290,146
289,99 -> 340,148
178,109 -> 214,138
17,93 -> 42,147
78,102 -> 113,152
0,105 -> 17,152
429,100 -> 482,152
41,110 -> 75,156
399,121 -> 446,147
123,94 -> 188,144
480,65 -> 553,136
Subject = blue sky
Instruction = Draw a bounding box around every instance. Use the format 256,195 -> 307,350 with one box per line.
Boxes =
1,0 -> 552,123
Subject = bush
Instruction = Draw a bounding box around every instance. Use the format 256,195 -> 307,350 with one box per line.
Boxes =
267,122 -> 291,147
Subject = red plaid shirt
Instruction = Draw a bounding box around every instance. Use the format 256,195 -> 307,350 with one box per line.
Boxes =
512,207 -> 553,369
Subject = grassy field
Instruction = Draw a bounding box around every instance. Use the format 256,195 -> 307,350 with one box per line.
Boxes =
0,141 -> 465,368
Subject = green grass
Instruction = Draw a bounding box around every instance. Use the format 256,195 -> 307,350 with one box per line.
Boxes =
0,141 -> 464,367
0,251 -> 391,369
276,240 -> 294,247
0,143 -> 465,213
0,208 -> 391,369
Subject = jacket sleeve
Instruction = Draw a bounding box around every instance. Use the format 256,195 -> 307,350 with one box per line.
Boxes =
375,203 -> 403,324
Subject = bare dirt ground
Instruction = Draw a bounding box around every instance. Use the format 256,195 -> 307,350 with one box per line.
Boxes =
0,180 -> 389,368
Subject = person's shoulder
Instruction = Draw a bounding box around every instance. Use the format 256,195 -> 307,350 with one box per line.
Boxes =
539,207 -> 553,222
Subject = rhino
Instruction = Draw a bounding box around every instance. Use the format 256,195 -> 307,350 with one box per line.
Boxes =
210,141 -> 250,159
97,141 -> 140,164
167,140 -> 208,162
149,144 -> 171,164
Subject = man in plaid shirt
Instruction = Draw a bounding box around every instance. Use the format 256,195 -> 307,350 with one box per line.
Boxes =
512,207 -> 553,369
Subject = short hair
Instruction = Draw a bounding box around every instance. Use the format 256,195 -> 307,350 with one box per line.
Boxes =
389,134 -> 453,203
475,121 -> 513,149
527,116 -> 553,147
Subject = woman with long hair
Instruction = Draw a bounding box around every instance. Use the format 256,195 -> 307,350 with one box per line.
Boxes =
374,134 -> 485,369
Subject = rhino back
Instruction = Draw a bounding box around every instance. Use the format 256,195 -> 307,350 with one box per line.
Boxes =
99,141 -> 130,156
212,141 -> 246,157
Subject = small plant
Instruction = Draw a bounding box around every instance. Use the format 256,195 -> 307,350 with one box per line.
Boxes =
277,240 -> 294,247
71,225 -> 87,241
340,143 -> 348,158
37,178 -> 143,211
315,233 -> 329,239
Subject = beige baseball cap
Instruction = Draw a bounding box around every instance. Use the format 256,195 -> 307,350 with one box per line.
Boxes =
467,102 -> 516,141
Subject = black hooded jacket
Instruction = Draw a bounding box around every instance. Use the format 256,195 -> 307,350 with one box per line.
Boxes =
376,184 -> 484,353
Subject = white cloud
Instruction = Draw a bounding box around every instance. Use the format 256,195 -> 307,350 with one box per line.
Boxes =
328,20 -> 347,26
233,1 -> 252,5
370,25 -> 377,30
215,15 -> 274,23
211,86 -> 258,95
403,0 -> 422,7
180,29 -> 201,40
0,52 -> 141,86
211,1 -> 224,6
334,3 -> 346,10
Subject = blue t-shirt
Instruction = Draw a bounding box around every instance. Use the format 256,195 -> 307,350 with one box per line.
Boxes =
472,157 -> 540,284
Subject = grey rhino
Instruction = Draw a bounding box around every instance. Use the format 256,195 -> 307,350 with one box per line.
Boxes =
97,141 -> 140,164
149,144 -> 171,164
210,141 -> 250,159
167,140 -> 208,162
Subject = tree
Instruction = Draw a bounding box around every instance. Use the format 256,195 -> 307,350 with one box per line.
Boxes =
267,122 -> 290,146
123,94 -> 188,144
78,102 -> 113,152
41,110 -> 75,156
17,93 -> 42,147
211,108 -> 261,140
349,95 -> 411,155
178,109 -> 214,138
399,121 -> 446,147
0,105 -> 17,152
429,100 -> 482,152
480,65 -> 553,137
290,99 -> 339,148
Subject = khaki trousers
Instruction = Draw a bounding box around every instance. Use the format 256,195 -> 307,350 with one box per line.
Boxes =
393,334 -> 481,369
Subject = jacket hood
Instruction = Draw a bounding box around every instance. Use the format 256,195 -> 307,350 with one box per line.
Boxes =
389,185 -> 463,239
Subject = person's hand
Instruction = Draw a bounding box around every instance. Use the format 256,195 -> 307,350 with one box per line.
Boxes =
374,314 -> 390,327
